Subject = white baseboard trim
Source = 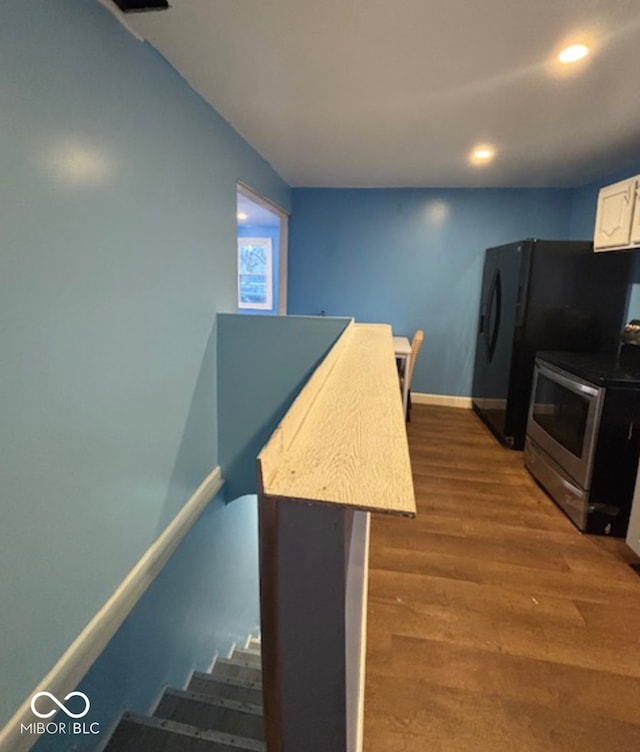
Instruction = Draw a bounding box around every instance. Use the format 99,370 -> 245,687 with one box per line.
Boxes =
0,466 -> 224,752
412,392 -> 473,409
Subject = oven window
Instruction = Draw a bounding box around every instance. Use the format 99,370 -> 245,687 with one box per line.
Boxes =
531,372 -> 590,458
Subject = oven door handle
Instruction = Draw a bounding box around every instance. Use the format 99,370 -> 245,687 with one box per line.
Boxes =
535,361 -> 600,398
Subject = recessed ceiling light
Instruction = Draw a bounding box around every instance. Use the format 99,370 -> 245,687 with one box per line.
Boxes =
558,43 -> 589,64
237,212 -> 248,221
470,145 -> 495,165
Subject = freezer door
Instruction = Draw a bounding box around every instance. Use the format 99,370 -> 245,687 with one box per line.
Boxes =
472,242 -> 527,445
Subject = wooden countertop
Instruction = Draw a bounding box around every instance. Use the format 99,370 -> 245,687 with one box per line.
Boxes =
257,321 -> 416,517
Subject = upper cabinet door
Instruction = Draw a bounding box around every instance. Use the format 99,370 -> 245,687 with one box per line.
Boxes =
594,178 -> 636,251
630,181 -> 640,248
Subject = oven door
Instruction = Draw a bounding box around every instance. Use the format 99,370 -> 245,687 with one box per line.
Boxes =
526,359 -> 604,489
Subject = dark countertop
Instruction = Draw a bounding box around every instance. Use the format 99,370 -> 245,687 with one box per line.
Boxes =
536,349 -> 640,388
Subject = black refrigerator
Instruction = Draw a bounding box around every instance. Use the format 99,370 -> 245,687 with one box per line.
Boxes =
471,239 -> 632,449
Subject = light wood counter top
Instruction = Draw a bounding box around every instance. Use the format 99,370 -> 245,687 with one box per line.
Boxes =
257,321 -> 416,517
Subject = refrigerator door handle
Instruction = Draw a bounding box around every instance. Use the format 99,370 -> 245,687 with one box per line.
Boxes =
484,273 -> 496,357
485,270 -> 502,363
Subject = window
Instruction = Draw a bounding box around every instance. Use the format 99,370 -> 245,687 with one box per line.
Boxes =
237,182 -> 288,315
238,237 -> 273,310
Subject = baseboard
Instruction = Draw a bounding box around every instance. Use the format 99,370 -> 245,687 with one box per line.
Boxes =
412,392 -> 473,409
0,466 -> 224,752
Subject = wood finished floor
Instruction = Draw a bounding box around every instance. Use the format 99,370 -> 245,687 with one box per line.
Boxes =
363,404 -> 640,752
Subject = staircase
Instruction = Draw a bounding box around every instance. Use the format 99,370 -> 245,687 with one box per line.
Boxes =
104,637 -> 264,751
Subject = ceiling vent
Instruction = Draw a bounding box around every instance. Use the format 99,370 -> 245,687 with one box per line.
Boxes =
113,0 -> 169,11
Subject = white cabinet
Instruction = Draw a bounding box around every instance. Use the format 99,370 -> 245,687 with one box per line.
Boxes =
593,177 -> 638,250
594,175 -> 640,252
631,181 -> 640,246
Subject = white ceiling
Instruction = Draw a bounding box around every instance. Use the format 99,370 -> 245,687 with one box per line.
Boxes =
120,0 -> 640,188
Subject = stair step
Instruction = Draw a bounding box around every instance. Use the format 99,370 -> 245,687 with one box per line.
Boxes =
155,688 -> 264,741
103,712 -> 265,752
211,658 -> 262,685
188,672 -> 263,707
230,648 -> 262,669
247,637 -> 261,652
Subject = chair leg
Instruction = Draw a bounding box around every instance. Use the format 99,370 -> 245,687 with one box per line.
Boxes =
406,389 -> 412,422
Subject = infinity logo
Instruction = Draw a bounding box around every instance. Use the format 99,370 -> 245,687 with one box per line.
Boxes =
30,692 -> 91,719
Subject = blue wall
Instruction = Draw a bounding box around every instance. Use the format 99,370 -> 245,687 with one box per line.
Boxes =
288,188 -> 574,397
31,491 -> 260,752
28,311 -> 349,750
238,225 -> 281,315
218,314 -> 350,500
0,0 -> 289,733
